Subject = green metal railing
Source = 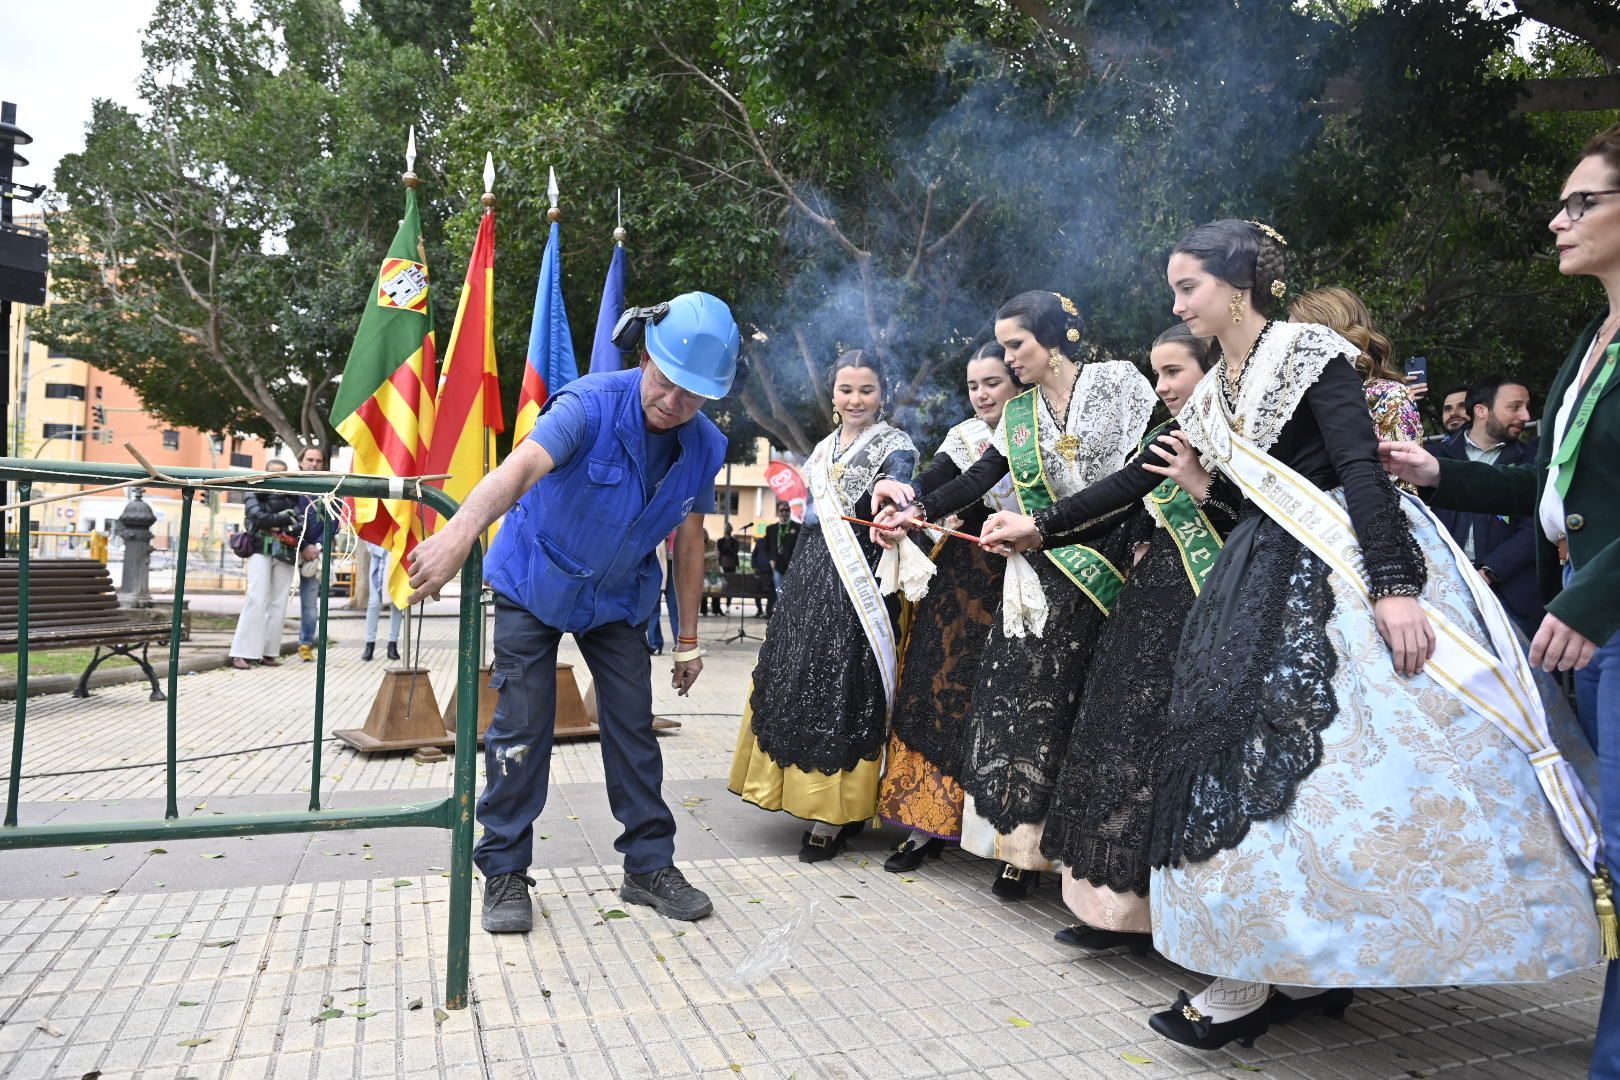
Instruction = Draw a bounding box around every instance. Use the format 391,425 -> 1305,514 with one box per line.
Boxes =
0,459 -> 481,1008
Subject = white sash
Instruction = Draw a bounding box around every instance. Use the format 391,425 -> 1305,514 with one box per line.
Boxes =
808,432 -> 900,715
1207,425 -> 1600,872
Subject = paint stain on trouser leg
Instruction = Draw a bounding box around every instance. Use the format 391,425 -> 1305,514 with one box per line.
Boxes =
498,744 -> 531,776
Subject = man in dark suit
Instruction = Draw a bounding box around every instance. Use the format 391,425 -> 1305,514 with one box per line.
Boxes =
1430,374 -> 1542,636
755,501 -> 800,596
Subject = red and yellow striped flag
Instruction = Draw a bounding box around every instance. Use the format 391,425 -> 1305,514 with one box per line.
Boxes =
330,185 -> 437,609
423,201 -> 502,535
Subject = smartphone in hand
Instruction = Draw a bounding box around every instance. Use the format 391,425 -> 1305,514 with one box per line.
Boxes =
1404,355 -> 1429,386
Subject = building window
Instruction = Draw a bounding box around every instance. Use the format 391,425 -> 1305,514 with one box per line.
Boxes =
94,385 -> 103,399
43,383 -> 86,400
715,488 -> 741,516
41,423 -> 84,441
230,452 -> 252,468
46,345 -> 70,358
162,430 -> 181,450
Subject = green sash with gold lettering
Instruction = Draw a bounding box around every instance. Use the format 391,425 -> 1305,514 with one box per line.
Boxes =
1003,391 -> 1125,614
1139,423 -> 1224,596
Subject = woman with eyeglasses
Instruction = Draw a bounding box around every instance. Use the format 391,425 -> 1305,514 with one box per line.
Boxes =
1383,121 -> 1620,1080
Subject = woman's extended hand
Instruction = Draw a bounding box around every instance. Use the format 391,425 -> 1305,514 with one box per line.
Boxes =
1377,441 -> 1441,488
1140,431 -> 1211,501
870,503 -> 923,549
979,511 -> 1042,556
872,478 -> 916,513
1374,595 -> 1436,677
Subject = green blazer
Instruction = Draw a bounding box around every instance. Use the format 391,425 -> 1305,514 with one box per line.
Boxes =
1430,315 -> 1620,645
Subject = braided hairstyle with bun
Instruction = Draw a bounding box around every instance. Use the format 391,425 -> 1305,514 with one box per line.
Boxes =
1172,218 -> 1290,319
995,290 -> 1086,361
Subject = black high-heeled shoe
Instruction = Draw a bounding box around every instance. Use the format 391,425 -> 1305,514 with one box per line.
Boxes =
883,837 -> 945,873
1053,924 -> 1153,954
989,862 -> 1037,899
798,821 -> 864,863
1268,987 -> 1354,1024
1148,991 -> 1270,1050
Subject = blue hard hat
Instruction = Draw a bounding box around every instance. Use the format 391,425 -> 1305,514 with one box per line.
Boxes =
644,291 -> 742,400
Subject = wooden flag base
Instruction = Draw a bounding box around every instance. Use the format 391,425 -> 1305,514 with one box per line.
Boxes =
442,663 -> 498,738
580,678 -> 683,735
553,662 -> 599,740
334,667 -> 452,753
440,662 -> 601,742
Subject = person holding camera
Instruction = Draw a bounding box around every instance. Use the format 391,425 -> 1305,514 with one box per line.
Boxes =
228,460 -> 321,670
406,291 -> 740,933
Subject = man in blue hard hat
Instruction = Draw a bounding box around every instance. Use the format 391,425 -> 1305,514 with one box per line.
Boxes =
407,291 -> 741,932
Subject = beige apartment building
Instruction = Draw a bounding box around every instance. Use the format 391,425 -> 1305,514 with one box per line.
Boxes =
6,298 -> 269,552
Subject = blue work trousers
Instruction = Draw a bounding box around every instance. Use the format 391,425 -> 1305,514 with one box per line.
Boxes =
473,599 -> 676,878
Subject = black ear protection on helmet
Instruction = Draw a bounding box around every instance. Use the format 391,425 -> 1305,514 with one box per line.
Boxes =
609,302 -> 670,353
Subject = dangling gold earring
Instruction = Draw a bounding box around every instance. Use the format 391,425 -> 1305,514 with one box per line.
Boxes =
832,407 -> 842,428
1229,292 -> 1245,324
1047,348 -> 1064,372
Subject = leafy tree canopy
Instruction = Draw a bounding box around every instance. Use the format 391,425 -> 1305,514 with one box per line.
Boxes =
36,0 -> 1620,455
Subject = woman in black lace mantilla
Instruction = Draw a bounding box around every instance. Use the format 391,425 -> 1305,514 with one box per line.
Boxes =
729,352 -> 917,863
873,290 -> 1158,899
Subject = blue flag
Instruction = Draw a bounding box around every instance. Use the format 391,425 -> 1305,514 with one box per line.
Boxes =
589,243 -> 628,373
514,220 -> 577,445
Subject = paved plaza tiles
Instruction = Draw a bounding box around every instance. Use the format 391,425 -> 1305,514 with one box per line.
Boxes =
0,616 -> 1605,1079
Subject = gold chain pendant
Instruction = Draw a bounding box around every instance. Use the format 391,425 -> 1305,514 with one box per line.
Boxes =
830,461 -> 846,484
1054,433 -> 1081,463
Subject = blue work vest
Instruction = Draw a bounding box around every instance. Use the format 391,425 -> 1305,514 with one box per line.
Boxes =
486,368 -> 727,632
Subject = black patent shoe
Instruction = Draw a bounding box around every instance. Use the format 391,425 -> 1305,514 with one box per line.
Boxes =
883,837 -> 945,873
1148,990 -> 1270,1050
990,862 -> 1037,900
1054,923 -> 1153,954
798,821 -> 863,863
1268,987 -> 1354,1024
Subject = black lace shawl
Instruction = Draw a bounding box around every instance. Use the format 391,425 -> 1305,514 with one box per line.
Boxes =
890,456 -> 999,781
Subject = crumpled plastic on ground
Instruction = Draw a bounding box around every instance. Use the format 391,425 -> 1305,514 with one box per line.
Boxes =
725,900 -> 820,987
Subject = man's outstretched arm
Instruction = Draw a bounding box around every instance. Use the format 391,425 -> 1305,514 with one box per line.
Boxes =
407,439 -> 554,603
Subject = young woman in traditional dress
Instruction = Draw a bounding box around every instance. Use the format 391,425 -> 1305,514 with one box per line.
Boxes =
985,324 -> 1238,954
980,219 -> 1602,1050
874,290 -> 1158,898
729,351 -> 918,862
1288,286 -> 1422,443
875,341 -> 1023,872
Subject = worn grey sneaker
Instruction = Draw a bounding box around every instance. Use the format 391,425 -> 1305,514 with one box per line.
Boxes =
619,866 -> 713,921
481,872 -> 536,933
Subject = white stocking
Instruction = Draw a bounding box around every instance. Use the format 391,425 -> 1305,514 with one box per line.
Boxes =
1187,978 -> 1270,1023
905,829 -> 935,849
810,821 -> 841,839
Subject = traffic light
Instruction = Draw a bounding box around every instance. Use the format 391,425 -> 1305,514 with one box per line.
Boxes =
91,404 -> 106,425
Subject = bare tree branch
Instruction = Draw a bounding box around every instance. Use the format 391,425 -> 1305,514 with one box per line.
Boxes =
1517,0 -> 1620,66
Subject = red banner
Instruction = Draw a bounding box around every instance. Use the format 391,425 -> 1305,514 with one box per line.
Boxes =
763,461 -> 808,523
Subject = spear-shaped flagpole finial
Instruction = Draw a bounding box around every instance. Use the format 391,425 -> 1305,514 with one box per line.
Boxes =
546,166 -> 561,223
403,125 -> 418,188
481,151 -> 495,210
613,187 -> 626,246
